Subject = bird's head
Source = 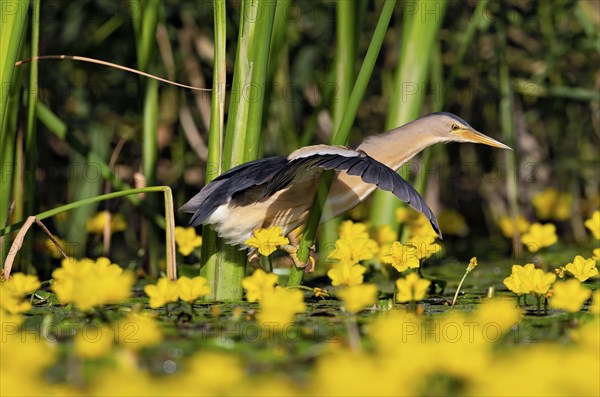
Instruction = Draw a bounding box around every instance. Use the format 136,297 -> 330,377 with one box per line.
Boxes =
425,112 -> 512,150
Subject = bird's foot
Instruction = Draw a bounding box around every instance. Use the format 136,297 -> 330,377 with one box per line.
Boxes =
247,250 -> 261,270
280,244 -> 316,273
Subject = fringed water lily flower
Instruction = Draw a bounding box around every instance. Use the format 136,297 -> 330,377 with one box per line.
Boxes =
174,226 -> 203,256
327,262 -> 366,287
328,238 -> 378,265
245,226 -> 289,256
584,210 -> 600,240
144,277 -> 180,309
176,276 -> 211,303
549,279 -> 592,313
497,215 -> 530,239
521,223 -> 558,253
242,268 -> 278,302
395,273 -> 431,303
338,284 -> 378,314
565,255 -> 598,282
86,212 -> 127,234
503,263 -> 556,296
256,287 -> 306,331
531,188 -> 572,221
52,257 -> 134,311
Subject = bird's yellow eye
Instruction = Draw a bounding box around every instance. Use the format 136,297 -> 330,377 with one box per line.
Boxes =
451,124 -> 460,131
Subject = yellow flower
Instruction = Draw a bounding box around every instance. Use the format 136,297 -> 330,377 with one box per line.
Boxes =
529,268 -> 557,295
327,262 -> 366,286
256,287 -> 306,331
584,210 -> 600,240
565,255 -> 598,282
503,266 -> 527,295
503,263 -> 555,296
590,290 -> 600,314
466,257 -> 478,272
521,223 -> 558,252
593,248 -> 600,261
174,226 -> 203,256
337,284 -> 378,314
327,238 -> 378,265
531,188 -> 572,220
474,299 -> 522,332
395,273 -> 431,302
176,276 -> 211,303
86,212 -> 127,234
51,257 -> 134,311
406,235 -> 441,260
176,352 -> 246,395
396,207 -> 438,238
245,226 -> 289,256
497,215 -> 530,238
409,214 -> 439,238
4,273 -> 40,297
438,209 -> 468,236
549,280 -> 592,312
380,241 -> 420,272
395,207 -> 417,223
555,267 -> 566,279
114,312 -> 163,349
338,220 -> 369,241
0,284 -> 32,315
374,225 -> 397,246
314,287 -> 329,299
144,277 -> 180,308
75,325 -> 114,359
242,269 -> 278,302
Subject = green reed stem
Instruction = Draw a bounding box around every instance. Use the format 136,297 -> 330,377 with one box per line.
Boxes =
497,8 -> 521,259
204,0 -> 276,301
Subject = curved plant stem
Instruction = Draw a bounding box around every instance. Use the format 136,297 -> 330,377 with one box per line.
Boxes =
1,186 -> 178,281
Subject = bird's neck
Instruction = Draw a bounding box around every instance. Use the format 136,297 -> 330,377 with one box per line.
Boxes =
356,123 -> 439,171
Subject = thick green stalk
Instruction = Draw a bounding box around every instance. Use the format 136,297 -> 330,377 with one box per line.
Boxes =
288,0 -> 397,286
0,0 -> 30,131
0,0 -> 29,258
497,10 -> 521,259
201,0 -> 226,293
368,0 -> 447,228
204,0 -> 277,301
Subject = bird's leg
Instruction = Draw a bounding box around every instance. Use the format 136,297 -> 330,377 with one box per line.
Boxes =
305,244 -> 316,273
281,232 -> 315,273
247,249 -> 261,270
280,244 -> 305,269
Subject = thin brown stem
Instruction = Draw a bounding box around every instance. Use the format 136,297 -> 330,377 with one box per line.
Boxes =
15,55 -> 210,91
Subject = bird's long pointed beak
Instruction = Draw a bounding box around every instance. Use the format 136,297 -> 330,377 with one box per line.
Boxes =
457,129 -> 512,150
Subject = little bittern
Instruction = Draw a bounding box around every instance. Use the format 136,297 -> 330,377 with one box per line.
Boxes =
181,112 -> 510,265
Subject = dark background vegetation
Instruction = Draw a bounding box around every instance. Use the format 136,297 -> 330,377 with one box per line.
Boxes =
2,0 -> 599,276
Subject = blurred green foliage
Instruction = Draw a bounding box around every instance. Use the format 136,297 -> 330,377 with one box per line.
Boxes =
1,0 -> 598,277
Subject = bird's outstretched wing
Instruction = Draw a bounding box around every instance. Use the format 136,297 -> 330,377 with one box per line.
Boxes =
261,148 -> 442,238
180,157 -> 288,226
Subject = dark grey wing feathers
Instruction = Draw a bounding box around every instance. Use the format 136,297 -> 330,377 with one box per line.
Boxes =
181,150 -> 441,239
345,161 -> 370,177
180,157 -> 288,226
262,151 -> 442,238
